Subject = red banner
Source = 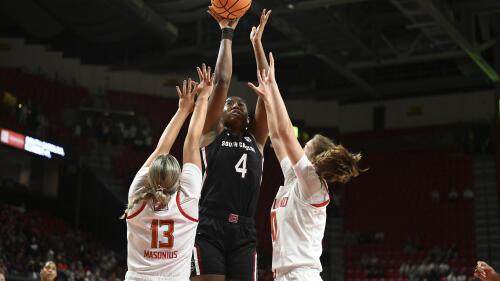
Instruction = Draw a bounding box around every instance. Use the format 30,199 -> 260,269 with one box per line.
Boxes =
0,128 -> 26,150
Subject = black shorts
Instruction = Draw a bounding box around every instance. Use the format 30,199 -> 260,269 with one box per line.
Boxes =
191,214 -> 257,281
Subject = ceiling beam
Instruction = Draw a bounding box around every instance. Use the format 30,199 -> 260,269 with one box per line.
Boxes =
165,40 -> 296,56
417,0 -> 499,82
107,0 -> 178,45
251,1 -> 375,95
272,0 -> 371,15
301,75 -> 489,100
347,39 -> 496,69
456,0 -> 500,12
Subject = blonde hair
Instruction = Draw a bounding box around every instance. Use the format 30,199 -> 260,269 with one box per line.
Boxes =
309,134 -> 365,184
121,154 -> 181,219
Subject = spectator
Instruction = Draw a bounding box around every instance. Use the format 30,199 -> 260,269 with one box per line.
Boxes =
128,122 -> 137,140
400,262 -> 410,277
0,204 -> 125,281
463,187 -> 474,199
40,261 -> 57,281
457,270 -> 467,281
74,124 -> 82,137
431,190 -> 440,203
447,271 -> 458,281
35,112 -> 49,137
18,102 -> 31,125
439,261 -> 450,276
448,189 -> 458,201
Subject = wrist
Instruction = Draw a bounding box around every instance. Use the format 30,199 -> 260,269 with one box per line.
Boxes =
178,108 -> 191,115
221,27 -> 234,40
251,38 -> 262,45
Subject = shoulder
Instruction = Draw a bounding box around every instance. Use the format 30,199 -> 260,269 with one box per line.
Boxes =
246,131 -> 264,156
200,125 -> 224,147
129,167 -> 150,198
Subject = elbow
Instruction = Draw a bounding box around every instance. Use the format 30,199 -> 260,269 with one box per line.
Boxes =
269,131 -> 280,142
214,77 -> 231,86
276,125 -> 289,139
184,134 -> 200,148
214,71 -> 232,85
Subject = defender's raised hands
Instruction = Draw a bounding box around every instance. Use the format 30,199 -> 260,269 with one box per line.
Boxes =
247,52 -> 276,99
250,9 -> 272,43
195,63 -> 215,98
177,78 -> 197,113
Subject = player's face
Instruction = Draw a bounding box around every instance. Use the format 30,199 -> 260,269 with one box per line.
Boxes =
222,97 -> 249,130
41,262 -> 57,281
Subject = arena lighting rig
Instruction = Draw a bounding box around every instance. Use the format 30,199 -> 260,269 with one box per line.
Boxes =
0,128 -> 65,159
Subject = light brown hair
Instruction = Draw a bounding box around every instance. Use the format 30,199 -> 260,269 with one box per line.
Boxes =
309,134 -> 365,184
121,154 -> 181,219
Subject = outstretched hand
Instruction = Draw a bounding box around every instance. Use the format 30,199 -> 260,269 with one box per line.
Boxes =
250,9 -> 271,43
207,7 -> 240,30
247,52 -> 276,100
177,78 -> 197,113
196,63 -> 215,98
474,261 -> 497,281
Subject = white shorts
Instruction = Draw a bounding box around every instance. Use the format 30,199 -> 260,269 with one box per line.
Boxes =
125,271 -> 188,281
274,268 -> 322,281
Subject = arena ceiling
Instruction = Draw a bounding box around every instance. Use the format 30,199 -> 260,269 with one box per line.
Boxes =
1,0 -> 499,101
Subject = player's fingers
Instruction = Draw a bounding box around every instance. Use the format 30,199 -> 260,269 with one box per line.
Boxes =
247,82 -> 262,95
176,86 -> 182,98
182,79 -> 187,95
256,69 -> 264,83
202,63 -> 207,77
207,66 -> 212,81
188,78 -> 193,93
269,52 -> 275,68
196,67 -> 203,82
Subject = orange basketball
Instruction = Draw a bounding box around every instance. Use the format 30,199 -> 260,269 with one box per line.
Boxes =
210,0 -> 252,20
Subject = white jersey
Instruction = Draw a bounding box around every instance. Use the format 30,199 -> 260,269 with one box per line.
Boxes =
126,163 -> 202,281
271,155 -> 330,277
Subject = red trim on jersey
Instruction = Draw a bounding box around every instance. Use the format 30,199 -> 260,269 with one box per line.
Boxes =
176,191 -> 198,222
311,199 -> 330,208
126,201 -> 146,219
310,178 -> 331,207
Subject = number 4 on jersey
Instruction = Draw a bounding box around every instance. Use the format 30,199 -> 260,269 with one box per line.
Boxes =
235,153 -> 248,178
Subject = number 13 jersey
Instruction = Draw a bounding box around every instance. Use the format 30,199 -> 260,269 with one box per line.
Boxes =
126,163 -> 202,279
200,129 -> 263,218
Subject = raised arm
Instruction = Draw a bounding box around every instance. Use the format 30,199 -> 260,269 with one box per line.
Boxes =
475,261 -> 500,281
202,10 -> 240,139
143,79 -> 196,168
248,9 -> 272,152
249,53 -> 304,165
247,55 -> 287,162
184,64 -> 214,170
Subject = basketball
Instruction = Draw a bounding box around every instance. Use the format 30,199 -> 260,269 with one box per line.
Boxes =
210,0 -> 252,20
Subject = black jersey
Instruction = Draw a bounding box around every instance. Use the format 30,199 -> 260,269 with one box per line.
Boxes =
200,129 -> 263,218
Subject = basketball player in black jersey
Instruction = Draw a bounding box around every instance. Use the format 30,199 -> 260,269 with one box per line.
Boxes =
190,9 -> 272,281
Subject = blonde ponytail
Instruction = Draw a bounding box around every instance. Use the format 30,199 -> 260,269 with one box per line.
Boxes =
121,154 -> 181,219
